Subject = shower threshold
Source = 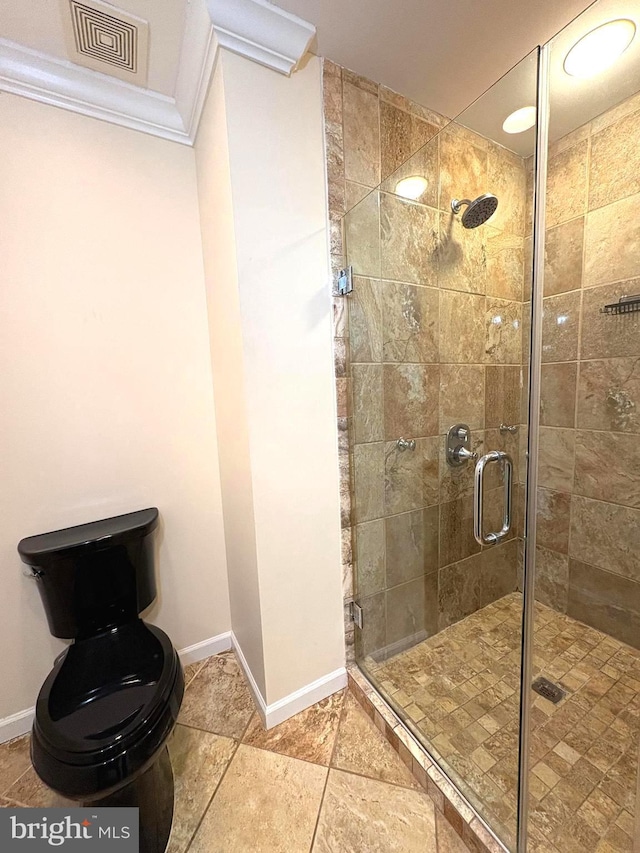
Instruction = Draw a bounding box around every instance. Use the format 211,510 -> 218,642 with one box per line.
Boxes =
348,666 -> 509,853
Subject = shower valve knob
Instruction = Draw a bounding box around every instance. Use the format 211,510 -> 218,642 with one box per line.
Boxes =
453,446 -> 478,463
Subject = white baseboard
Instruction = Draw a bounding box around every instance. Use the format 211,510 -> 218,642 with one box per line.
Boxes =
0,707 -> 34,744
0,629 -> 346,742
264,666 -> 347,729
231,631 -> 347,729
179,631 -> 232,665
230,630 -> 268,723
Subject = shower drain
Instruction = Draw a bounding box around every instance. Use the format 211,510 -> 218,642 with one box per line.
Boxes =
532,676 -> 566,704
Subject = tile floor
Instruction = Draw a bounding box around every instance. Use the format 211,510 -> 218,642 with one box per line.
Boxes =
367,592 -> 640,852
0,651 -> 468,852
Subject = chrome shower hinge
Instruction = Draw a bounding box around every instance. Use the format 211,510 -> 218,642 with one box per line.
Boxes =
337,265 -> 353,296
350,600 -> 364,629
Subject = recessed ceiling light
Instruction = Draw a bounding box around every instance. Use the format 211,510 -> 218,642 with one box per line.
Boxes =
502,106 -> 537,134
395,176 -> 428,200
564,19 -> 636,78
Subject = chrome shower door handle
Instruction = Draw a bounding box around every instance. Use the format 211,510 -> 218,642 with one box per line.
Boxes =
474,450 -> 513,546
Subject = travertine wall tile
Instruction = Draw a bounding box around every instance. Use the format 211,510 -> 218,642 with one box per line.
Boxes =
384,436 -> 440,516
480,540 -> 519,608
359,592 -> 386,656
380,193 -> 439,285
349,276 -> 383,362
386,573 -> 438,645
343,80 -> 380,187
439,291 -> 486,363
381,282 -> 439,363
574,429 -> 640,508
386,507 -> 439,587
485,228 -> 524,301
439,431 -> 486,503
484,298 -> 522,364
355,520 -> 385,596
577,357 -> 640,433
383,363 -> 440,439
538,427 -> 575,493
540,362 -> 577,427
567,560 -> 640,649
352,363 -> 384,442
323,62 -> 526,660
529,95 -> 640,640
580,280 -> 640,359
343,68 -> 379,94
353,442 -> 385,522
590,88 -> 640,134
439,126 -> 488,211
438,553 -> 483,629
589,107 -> 640,211
381,139 -> 439,209
439,364 -> 485,433
438,213 -> 487,294
345,181 -> 371,210
485,366 -> 521,429
545,140 -> 588,228
341,527 -> 354,600
570,495 -> 640,583
380,100 -> 438,181
439,495 -> 480,568
533,546 -> 569,611
380,84 -> 449,127
541,291 -> 581,362
345,190 -> 381,277
583,194 -> 640,288
536,488 -> 571,554
487,143 -> 526,237
544,217 -> 584,297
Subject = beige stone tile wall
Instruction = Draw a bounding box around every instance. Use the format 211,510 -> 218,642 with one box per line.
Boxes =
526,89 -> 640,649
322,60 -> 529,662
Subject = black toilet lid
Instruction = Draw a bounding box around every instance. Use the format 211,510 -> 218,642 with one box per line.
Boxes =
35,621 -> 178,764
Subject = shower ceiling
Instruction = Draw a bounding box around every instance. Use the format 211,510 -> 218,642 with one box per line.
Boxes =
460,0 -> 640,155
278,0 -> 640,156
275,0 -> 594,118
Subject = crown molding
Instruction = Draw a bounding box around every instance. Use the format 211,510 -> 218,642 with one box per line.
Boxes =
0,0 -> 315,145
206,0 -> 315,76
174,0 -> 220,141
0,37 -> 193,144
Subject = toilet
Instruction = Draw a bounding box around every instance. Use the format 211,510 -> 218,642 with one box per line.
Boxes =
18,507 -> 184,853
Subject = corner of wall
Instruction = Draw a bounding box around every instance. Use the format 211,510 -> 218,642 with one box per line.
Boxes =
194,50 -> 345,721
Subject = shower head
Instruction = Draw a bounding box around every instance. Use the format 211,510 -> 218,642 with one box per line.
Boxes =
451,193 -> 498,228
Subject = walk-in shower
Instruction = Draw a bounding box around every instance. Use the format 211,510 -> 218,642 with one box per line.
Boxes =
337,0 -> 640,849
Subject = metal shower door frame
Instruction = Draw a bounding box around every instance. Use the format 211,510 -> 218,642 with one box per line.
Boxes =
515,41 -> 550,853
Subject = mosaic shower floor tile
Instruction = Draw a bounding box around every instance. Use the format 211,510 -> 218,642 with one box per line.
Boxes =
366,592 -> 640,852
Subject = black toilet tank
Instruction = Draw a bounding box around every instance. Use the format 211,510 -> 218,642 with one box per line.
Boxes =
18,508 -> 160,639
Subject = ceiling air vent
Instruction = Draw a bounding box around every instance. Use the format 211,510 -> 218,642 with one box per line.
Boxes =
61,0 -> 149,86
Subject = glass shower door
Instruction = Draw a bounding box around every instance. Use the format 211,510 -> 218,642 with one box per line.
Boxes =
523,3 -> 640,849
344,49 -> 539,850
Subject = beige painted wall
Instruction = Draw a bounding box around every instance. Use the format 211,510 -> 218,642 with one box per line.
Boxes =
194,58 -> 266,697
196,50 -> 346,706
0,93 -> 231,719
